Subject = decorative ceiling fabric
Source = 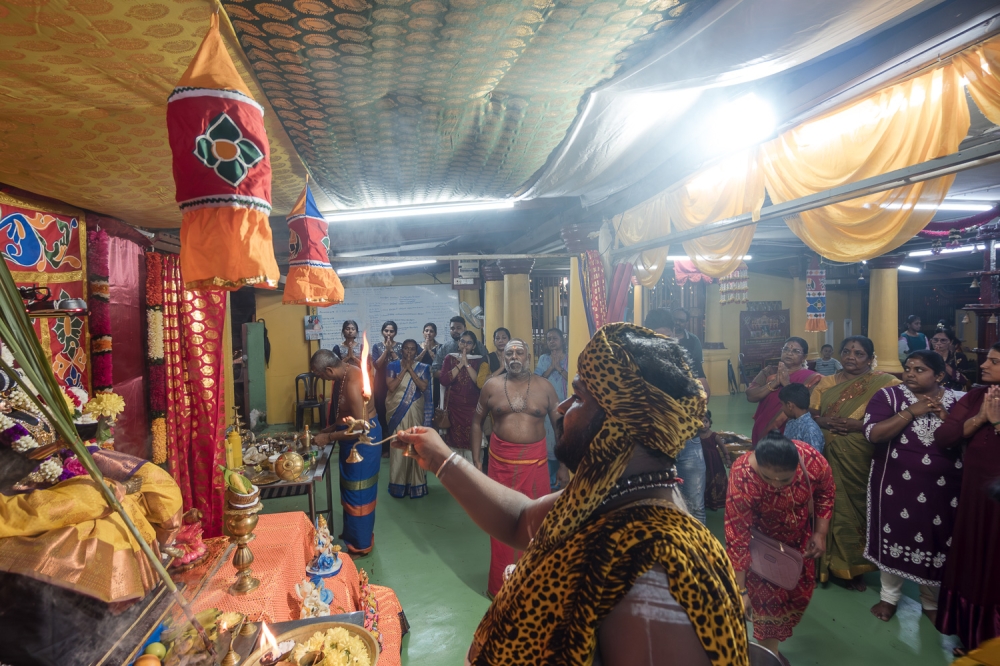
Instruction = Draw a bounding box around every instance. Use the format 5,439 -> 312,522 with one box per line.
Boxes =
522,0 -> 930,203
0,0 -> 322,229
221,0 -> 709,209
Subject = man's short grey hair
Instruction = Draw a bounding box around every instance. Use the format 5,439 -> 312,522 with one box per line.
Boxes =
311,348 -> 341,373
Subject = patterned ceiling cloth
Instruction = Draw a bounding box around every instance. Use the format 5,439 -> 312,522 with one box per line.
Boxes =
222,0 -> 708,209
0,1 -> 320,229
167,14 -> 280,290
284,182 -> 344,306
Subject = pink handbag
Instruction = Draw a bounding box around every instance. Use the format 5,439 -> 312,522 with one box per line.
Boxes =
748,455 -> 815,591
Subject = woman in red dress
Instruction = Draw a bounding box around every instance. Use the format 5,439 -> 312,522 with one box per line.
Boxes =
439,330 -> 485,455
933,342 -> 1000,652
725,430 -> 836,663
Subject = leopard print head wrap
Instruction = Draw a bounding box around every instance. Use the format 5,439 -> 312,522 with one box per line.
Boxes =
470,324 -> 725,666
536,321 -> 707,547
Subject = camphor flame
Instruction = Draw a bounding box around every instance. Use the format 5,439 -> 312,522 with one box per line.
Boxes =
259,620 -> 278,654
360,332 -> 372,401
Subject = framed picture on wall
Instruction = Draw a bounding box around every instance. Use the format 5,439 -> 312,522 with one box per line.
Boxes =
304,314 -> 323,340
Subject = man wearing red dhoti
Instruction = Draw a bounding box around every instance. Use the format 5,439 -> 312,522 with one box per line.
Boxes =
471,338 -> 561,597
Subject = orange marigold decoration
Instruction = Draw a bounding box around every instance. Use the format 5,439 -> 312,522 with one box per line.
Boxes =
166,14 -> 279,291
283,182 -> 343,307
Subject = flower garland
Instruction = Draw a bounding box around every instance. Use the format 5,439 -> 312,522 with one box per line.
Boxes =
88,228 -> 113,393
146,252 -> 168,464
0,412 -> 39,452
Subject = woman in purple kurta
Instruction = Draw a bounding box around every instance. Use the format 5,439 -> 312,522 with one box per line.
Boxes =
863,350 -> 963,623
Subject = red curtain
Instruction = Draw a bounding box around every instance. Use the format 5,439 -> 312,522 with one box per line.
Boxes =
108,236 -> 149,458
163,254 -> 227,537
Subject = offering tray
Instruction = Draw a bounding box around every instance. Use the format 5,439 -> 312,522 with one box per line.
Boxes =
241,620 -> 378,666
251,470 -> 281,486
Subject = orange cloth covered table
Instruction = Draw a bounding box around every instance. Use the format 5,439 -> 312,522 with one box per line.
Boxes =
190,512 -> 403,666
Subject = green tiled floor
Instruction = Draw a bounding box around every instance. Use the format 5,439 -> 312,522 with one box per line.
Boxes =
260,395 -> 959,665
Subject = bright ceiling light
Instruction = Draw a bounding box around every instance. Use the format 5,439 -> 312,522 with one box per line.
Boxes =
936,202 -> 996,212
337,260 -> 438,275
908,243 -> 984,257
322,200 -> 514,222
705,93 -> 776,152
666,255 -> 751,261
897,264 -> 921,273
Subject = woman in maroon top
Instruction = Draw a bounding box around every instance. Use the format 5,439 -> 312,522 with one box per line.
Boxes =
932,342 -> 1000,652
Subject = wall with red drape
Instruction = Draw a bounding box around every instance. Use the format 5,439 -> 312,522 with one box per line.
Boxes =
108,236 -> 149,458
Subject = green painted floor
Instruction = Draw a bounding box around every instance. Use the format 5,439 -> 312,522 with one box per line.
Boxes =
260,395 -> 960,665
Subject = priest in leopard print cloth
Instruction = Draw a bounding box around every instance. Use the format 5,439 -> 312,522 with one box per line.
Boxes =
397,323 -> 747,666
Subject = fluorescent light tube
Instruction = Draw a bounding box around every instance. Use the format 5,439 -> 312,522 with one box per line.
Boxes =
897,264 -> 921,273
336,260 -> 438,276
322,200 -> 514,222
908,243 -> 984,257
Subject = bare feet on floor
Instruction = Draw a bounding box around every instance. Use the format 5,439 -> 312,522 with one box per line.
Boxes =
845,575 -> 867,592
870,601 -> 897,621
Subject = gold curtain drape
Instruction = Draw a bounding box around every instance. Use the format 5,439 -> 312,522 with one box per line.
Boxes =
616,150 -> 765,285
955,37 -> 1000,126
761,63 -> 969,262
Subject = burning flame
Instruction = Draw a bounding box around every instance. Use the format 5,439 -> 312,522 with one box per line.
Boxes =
259,621 -> 278,654
360,332 -> 372,401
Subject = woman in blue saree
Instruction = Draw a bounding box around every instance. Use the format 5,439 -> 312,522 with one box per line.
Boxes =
386,340 -> 431,498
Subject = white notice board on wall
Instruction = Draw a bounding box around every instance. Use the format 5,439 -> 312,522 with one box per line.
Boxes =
316,285 -> 460,348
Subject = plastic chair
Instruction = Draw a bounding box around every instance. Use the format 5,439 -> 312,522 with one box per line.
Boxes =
295,373 -> 327,431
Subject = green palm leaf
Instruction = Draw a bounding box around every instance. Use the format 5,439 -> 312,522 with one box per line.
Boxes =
0,259 -> 180,596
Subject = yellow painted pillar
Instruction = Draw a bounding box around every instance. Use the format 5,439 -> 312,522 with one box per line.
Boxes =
567,256 -> 589,382
868,255 -> 904,374
498,259 -> 534,355
632,284 -> 643,325
459,288 -> 483,342
482,263 -> 505,343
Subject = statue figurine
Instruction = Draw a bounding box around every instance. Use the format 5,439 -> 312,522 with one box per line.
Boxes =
306,515 -> 342,577
294,577 -> 332,619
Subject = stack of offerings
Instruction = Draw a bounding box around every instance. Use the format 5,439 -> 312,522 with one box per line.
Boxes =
220,466 -> 263,595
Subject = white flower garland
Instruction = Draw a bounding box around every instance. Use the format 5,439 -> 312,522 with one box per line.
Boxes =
31,457 -> 62,484
7,385 -> 36,414
147,309 -> 164,361
0,412 -> 39,452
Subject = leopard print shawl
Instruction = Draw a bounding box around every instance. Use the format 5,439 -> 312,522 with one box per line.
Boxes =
470,323 -> 748,666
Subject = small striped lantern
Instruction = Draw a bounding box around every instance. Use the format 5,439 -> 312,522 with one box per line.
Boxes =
166,13 -> 279,291
283,182 -> 343,307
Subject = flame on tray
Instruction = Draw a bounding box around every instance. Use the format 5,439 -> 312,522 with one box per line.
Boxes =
259,620 -> 278,654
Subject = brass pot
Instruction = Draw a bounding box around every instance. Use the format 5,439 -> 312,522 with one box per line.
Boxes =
274,452 -> 305,481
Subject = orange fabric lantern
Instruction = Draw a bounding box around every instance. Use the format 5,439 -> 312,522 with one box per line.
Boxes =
166,14 -> 279,290
283,183 -> 344,306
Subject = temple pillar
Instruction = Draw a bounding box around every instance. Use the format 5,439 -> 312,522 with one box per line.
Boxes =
562,224 -> 600,382
482,262 -> 505,344
868,255 -> 905,374
498,259 -> 534,359
702,283 -> 729,395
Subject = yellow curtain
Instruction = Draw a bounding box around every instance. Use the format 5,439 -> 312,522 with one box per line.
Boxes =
614,196 -> 670,288
955,36 -> 1000,126
616,150 -> 765,285
761,63 -> 970,262
664,149 -> 765,278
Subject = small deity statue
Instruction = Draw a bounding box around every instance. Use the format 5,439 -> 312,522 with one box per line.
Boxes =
295,577 -> 332,619
307,515 -> 342,577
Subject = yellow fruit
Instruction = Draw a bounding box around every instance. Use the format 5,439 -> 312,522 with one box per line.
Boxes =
144,642 -> 167,659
